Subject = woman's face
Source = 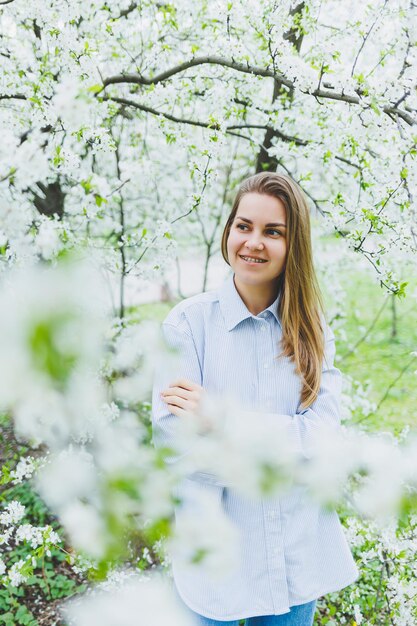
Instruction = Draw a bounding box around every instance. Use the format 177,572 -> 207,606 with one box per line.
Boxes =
226,192 -> 287,288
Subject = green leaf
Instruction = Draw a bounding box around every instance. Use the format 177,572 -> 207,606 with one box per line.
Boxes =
94,194 -> 107,207
28,316 -> 78,387
81,178 -> 93,194
164,133 -> 177,144
370,98 -> 380,115
88,84 -> 103,94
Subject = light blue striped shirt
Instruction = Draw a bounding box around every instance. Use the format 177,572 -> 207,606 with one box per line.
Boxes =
152,272 -> 359,620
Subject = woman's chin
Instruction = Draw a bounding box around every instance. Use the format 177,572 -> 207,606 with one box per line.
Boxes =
234,272 -> 270,286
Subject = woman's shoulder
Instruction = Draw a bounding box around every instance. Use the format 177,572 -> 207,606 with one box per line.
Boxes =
163,288 -> 219,331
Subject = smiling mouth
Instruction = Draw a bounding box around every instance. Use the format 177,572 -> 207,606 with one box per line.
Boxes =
239,255 -> 268,264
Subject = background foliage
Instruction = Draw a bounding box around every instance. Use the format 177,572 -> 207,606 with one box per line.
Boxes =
0,0 -> 416,624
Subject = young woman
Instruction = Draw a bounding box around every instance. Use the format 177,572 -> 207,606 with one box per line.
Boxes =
152,172 -> 358,626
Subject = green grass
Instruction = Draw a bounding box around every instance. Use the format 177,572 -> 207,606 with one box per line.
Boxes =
336,271 -> 417,434
138,271 -> 417,436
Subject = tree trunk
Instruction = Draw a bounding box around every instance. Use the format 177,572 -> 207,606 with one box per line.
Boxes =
255,2 -> 305,173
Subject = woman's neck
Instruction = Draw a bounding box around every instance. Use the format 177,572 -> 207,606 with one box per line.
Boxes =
233,275 -> 279,316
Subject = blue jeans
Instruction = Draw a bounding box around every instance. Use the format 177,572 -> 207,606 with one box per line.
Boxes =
189,600 -> 317,626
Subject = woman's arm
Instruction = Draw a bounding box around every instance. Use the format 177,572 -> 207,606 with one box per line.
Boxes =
151,318 -> 227,487
244,324 -> 342,460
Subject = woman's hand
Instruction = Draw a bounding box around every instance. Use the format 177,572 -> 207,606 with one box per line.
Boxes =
160,378 -> 205,418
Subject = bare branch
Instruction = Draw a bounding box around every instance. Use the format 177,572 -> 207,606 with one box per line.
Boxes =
102,95 -> 311,148
102,55 -> 293,89
353,182 -> 403,253
307,88 -> 416,125
365,41 -> 396,78
340,295 -> 390,361
116,2 -> 137,19
102,95 -> 216,129
350,0 -> 389,77
126,155 -> 212,274
102,56 -> 416,126
374,355 -> 417,413
103,95 -> 368,175
227,124 -> 307,146
0,94 -> 26,101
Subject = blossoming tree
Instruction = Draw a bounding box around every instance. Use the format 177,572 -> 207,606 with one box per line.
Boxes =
0,0 -> 416,624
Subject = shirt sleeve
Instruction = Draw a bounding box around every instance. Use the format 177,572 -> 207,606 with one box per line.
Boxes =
247,324 -> 342,460
151,316 -> 227,488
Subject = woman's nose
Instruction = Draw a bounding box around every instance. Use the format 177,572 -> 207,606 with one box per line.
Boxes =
245,235 -> 264,250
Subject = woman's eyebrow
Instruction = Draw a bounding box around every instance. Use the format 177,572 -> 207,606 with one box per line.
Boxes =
236,216 -> 287,228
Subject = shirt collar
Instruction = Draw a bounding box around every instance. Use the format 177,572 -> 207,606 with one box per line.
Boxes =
218,273 -> 281,331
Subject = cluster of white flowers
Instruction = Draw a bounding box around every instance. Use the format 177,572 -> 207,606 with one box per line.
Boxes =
0,498 -> 62,587
168,392 -> 417,521
63,572 -> 194,626
340,511 -> 417,624
0,258 -> 109,448
15,524 -> 60,551
34,217 -> 63,261
10,456 -> 37,484
0,501 -> 26,527
7,559 -> 29,587
0,0 -> 416,622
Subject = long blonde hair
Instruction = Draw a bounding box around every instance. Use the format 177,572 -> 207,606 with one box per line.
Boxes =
221,172 -> 325,409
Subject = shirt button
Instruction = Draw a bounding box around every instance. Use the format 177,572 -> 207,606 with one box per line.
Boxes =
268,511 -> 276,520
260,326 -> 266,332
263,363 -> 269,369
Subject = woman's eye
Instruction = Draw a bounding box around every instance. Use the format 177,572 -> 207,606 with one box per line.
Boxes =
236,223 -> 282,236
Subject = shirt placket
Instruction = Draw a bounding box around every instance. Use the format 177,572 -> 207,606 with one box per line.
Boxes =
255,313 -> 289,613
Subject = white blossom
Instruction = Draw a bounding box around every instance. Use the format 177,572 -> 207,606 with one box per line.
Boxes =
10,456 -> 36,484
63,572 -> 195,626
8,559 -> 28,587
35,218 -> 62,260
36,449 -> 97,509
0,501 -> 26,526
60,501 -> 107,559
169,489 -> 239,580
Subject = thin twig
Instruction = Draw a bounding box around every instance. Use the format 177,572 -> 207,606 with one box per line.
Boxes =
351,1 -> 389,77
374,356 -> 416,413
340,296 -> 390,361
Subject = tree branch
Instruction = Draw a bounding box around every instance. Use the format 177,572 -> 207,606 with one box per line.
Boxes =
102,95 -> 216,129
350,0 -> 389,77
103,95 -> 303,139
227,123 -> 307,146
104,94 -> 366,174
0,94 -> 26,101
126,154 -> 212,274
340,295 -> 390,361
374,355 -> 416,413
116,2 -> 137,19
102,55 -> 293,89
102,55 -> 416,126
